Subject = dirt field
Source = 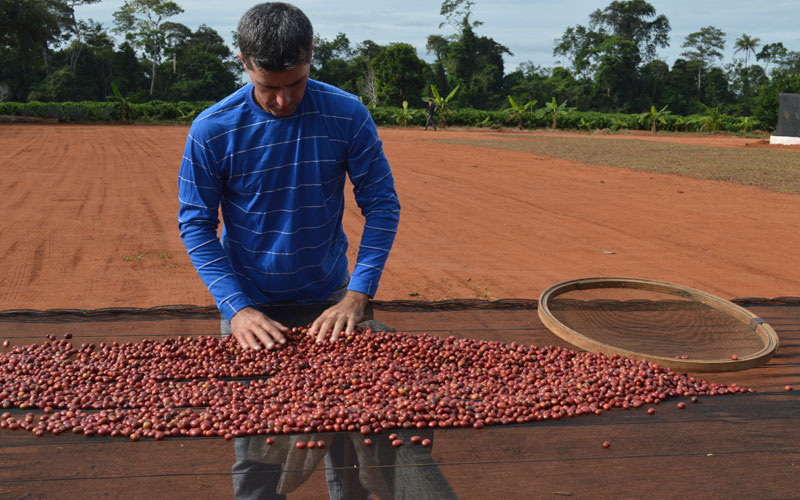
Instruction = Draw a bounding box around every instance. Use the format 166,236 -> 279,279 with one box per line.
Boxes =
1,123 -> 798,312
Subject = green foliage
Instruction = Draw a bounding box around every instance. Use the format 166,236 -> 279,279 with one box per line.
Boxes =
108,81 -> 142,121
752,70 -> 800,129
131,100 -> 213,122
681,26 -> 726,93
158,25 -> 239,101
372,43 -> 428,107
0,99 -> 761,136
587,0 -> 671,62
446,108 -> 507,127
544,97 -> 570,129
0,0 -> 796,126
737,116 -> 759,133
639,104 -> 670,133
367,106 -> 397,126
427,84 -> 460,128
394,101 -> 420,126
112,0 -> 185,96
0,99 -> 213,123
505,96 -> 537,129
733,34 -> 761,68
697,104 -> 727,133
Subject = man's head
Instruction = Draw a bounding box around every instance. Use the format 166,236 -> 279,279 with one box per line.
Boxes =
237,2 -> 313,71
237,3 -> 314,116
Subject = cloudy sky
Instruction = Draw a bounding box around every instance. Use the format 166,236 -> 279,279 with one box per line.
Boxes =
76,0 -> 800,71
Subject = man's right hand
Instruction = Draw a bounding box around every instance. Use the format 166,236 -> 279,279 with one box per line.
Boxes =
230,306 -> 288,350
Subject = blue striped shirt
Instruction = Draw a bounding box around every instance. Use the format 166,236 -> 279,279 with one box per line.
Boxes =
178,79 -> 400,321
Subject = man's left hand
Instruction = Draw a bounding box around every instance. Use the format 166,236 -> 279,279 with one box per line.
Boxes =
309,290 -> 369,343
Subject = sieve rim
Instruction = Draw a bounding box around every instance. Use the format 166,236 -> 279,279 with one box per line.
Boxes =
538,277 -> 780,373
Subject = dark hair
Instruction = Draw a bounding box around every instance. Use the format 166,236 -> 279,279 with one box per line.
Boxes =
237,3 -> 313,71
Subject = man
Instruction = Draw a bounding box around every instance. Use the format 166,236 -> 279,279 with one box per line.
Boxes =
178,2 -> 400,349
424,99 -> 437,131
177,3 -> 400,498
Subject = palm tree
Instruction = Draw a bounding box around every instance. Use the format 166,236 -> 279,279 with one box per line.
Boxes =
734,34 -> 761,69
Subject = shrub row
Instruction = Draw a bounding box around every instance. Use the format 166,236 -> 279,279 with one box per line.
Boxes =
0,100 -> 214,123
0,100 -> 758,133
374,108 -> 759,133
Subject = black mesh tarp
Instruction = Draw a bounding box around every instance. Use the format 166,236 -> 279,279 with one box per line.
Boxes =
0,299 -> 798,500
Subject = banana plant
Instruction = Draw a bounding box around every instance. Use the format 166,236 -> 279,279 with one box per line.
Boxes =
698,104 -> 727,133
394,101 -> 417,127
427,84 -> 460,129
505,96 -> 537,129
641,104 -> 670,134
544,97 -> 569,129
737,116 -> 759,133
108,82 -> 143,122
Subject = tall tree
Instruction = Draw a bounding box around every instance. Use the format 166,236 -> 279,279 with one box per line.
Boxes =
310,33 -> 357,92
554,0 -> 669,99
157,24 -> 239,100
756,42 -> 787,74
733,34 -> 760,69
112,0 -> 184,96
438,0 -> 482,31
27,20 -> 117,101
63,0 -> 102,74
590,36 -> 641,111
431,1 -> 510,109
161,21 -> 192,74
681,26 -> 726,94
371,43 -> 427,106
588,0 -> 670,62
0,0 -> 78,99
553,25 -> 607,78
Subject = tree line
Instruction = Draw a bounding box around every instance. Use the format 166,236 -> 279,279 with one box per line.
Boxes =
2,0 -> 799,128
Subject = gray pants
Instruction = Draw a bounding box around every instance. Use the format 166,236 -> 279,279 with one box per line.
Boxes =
224,280 -> 456,500
225,280 -> 362,500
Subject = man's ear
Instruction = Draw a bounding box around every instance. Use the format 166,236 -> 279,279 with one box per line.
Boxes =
237,53 -> 249,70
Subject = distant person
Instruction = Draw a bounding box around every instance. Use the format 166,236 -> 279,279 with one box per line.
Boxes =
425,99 -> 437,131
177,2 -> 401,498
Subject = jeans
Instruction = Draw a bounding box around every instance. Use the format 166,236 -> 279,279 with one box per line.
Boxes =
424,114 -> 437,130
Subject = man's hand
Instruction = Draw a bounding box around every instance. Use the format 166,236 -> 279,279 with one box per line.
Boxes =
230,306 -> 288,350
309,290 -> 369,343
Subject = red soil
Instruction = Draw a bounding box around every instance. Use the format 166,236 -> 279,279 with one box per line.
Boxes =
0,124 -> 798,312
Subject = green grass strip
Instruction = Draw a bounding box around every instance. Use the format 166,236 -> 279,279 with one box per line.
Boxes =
432,135 -> 800,195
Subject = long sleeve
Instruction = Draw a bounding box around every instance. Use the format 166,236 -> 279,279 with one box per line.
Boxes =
345,111 -> 401,297
177,128 -> 254,321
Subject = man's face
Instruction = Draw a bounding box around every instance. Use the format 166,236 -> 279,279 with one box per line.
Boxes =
239,54 -> 311,117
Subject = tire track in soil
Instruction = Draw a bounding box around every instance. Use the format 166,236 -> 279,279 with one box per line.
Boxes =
27,242 -> 44,285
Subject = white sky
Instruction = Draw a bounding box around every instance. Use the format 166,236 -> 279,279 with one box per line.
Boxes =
76,0 -> 800,72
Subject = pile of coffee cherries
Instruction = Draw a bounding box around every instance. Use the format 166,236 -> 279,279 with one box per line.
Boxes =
0,327 -> 748,440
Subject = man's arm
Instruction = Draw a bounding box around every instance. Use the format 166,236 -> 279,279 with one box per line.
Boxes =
177,127 -> 287,349
308,106 -> 401,342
